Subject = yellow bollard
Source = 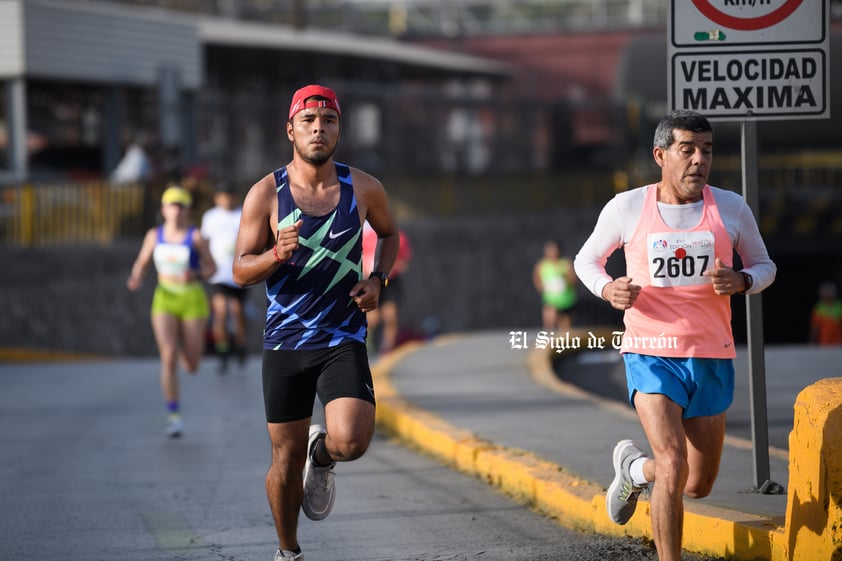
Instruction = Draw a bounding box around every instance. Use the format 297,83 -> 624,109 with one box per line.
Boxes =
784,377 -> 842,561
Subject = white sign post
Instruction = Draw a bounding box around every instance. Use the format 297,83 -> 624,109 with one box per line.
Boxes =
668,0 -> 831,491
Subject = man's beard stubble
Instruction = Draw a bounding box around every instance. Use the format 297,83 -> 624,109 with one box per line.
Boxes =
296,140 -> 337,167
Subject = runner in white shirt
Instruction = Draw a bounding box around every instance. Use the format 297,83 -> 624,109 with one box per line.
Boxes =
201,182 -> 249,372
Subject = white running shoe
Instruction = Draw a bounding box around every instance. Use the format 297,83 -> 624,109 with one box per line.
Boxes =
274,548 -> 303,560
606,439 -> 647,525
301,424 -> 336,521
166,414 -> 183,438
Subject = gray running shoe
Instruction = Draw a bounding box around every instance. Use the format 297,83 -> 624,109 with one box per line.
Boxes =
274,548 -> 303,560
302,424 -> 336,521
165,414 -> 183,438
606,439 -> 647,524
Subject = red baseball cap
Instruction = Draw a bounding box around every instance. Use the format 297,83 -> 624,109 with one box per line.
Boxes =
288,84 -> 341,121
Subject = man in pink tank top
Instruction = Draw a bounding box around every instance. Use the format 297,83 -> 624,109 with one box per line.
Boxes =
574,110 -> 776,561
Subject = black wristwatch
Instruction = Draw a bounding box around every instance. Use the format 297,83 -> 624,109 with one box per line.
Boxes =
369,271 -> 389,288
740,271 -> 753,294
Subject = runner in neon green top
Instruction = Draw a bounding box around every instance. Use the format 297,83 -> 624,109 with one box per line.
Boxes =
532,240 -> 577,331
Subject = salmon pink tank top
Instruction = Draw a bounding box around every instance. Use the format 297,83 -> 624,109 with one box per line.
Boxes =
622,184 -> 735,359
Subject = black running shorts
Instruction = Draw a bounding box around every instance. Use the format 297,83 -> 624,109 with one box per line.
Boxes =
262,342 -> 375,423
208,283 -> 249,301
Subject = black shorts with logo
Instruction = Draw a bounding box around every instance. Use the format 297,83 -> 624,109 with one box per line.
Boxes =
262,342 -> 375,423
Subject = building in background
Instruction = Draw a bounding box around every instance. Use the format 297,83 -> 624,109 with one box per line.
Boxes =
0,0 -> 202,183
0,0 -> 511,184
4,0 -> 841,188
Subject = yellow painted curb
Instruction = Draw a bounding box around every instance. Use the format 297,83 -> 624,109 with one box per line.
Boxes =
0,348 -> 105,362
373,336 -> 789,561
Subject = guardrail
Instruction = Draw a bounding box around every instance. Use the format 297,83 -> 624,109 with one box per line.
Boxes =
0,182 -> 146,246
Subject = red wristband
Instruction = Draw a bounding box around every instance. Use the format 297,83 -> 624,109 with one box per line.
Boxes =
273,245 -> 282,263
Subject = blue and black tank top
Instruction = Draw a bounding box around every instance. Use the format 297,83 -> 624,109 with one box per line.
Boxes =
263,162 -> 366,350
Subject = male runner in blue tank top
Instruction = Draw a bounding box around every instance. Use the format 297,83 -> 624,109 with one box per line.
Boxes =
233,85 -> 400,561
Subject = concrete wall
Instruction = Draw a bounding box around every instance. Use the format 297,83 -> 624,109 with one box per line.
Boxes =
0,208 -> 623,357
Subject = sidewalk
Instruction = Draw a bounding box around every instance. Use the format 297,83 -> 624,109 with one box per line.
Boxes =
371,330 -> 842,560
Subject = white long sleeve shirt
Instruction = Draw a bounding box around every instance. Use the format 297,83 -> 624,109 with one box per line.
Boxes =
574,184 -> 777,300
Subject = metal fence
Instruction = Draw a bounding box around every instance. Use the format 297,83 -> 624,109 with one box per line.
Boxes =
1,152 -> 840,247
0,182 -> 146,246
717,153 -> 842,250
196,84 -> 607,184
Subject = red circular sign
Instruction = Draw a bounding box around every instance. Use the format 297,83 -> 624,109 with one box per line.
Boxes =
691,0 -> 803,31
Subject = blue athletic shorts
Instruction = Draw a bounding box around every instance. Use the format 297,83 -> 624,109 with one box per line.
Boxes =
623,353 -> 734,418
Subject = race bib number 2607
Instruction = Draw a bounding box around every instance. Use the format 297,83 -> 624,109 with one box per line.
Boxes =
646,231 -> 714,287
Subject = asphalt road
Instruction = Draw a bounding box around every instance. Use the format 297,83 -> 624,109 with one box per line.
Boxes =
0,356 -> 723,561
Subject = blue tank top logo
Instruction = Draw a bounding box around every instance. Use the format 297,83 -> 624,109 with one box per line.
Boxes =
264,163 -> 366,350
